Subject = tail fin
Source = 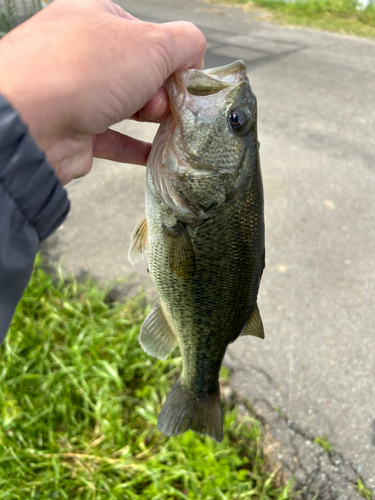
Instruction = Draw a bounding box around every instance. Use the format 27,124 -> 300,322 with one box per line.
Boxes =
157,379 -> 223,442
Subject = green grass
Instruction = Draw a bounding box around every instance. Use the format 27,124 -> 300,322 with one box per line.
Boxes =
0,0 -> 16,36
0,257 -> 295,499
313,436 -> 334,453
356,479 -> 374,500
215,0 -> 375,38
0,0 -> 43,37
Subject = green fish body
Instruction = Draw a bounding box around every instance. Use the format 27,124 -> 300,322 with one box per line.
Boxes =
129,61 -> 265,442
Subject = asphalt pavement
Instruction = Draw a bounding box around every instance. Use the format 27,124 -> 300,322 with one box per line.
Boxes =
43,1 -> 375,498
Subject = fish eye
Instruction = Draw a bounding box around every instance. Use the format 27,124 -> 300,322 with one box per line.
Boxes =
229,109 -> 249,130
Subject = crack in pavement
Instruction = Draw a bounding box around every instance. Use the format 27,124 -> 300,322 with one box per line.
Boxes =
222,362 -> 372,500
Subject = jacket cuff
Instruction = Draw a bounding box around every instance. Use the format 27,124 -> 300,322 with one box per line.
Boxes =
0,95 -> 70,241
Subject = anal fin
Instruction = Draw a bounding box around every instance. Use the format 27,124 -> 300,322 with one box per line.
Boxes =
128,214 -> 148,266
139,300 -> 177,359
239,303 -> 264,339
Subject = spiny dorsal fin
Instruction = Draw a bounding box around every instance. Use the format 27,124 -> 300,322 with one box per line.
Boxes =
128,214 -> 148,266
239,303 -> 264,339
163,221 -> 196,279
139,300 -> 177,359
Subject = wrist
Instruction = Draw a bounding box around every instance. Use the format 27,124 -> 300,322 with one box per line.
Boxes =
0,95 -> 70,240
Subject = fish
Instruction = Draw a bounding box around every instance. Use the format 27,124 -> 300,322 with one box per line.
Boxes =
128,60 -> 265,442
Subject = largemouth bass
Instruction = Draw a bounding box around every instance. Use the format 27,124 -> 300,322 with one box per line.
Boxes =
129,60 -> 265,442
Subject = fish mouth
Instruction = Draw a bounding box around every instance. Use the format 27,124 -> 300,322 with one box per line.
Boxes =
203,60 -> 248,84
165,60 -> 248,121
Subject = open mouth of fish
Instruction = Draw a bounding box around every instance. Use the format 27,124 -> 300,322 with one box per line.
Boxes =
166,60 -> 251,134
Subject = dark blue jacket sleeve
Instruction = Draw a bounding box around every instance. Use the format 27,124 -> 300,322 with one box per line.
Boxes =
0,95 -> 70,344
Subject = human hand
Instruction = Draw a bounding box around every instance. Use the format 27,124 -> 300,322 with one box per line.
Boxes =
0,0 -> 206,185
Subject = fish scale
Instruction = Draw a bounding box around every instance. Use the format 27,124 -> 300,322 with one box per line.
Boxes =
129,60 -> 265,442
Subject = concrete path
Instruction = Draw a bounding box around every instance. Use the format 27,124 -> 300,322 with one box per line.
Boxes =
43,1 -> 375,498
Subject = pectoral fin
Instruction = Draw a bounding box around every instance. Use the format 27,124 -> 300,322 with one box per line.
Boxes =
239,303 -> 264,339
139,300 -> 177,359
163,222 -> 196,279
128,215 -> 148,266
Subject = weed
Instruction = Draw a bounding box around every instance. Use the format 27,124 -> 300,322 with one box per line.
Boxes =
356,478 -> 374,500
0,256 -> 296,499
313,436 -> 334,452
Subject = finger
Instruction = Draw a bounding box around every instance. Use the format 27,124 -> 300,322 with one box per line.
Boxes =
140,86 -> 170,121
93,129 -> 151,166
130,87 -> 170,123
156,21 -> 206,72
